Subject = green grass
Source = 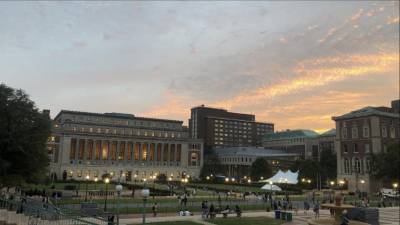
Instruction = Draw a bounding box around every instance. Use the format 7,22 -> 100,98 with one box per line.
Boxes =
144,222 -> 202,225
207,217 -> 284,225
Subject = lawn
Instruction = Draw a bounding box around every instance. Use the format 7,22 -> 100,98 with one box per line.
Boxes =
142,221 -> 201,225
207,217 -> 284,225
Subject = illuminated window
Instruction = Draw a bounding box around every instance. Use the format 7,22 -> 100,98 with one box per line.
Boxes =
102,141 -> 109,160
142,143 -> 148,161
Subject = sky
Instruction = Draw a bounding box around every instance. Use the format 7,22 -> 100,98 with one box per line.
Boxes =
0,1 -> 399,133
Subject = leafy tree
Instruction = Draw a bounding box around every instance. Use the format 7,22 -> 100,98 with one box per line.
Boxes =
319,149 -> 337,182
370,144 -> 400,183
200,150 -> 223,179
250,158 -> 272,181
0,84 -> 51,186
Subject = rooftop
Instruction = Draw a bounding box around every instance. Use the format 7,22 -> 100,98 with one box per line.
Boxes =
54,110 -> 183,123
263,129 -> 319,141
332,106 -> 400,121
319,128 -> 336,137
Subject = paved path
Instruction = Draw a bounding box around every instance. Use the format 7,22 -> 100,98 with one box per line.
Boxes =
120,207 -> 400,225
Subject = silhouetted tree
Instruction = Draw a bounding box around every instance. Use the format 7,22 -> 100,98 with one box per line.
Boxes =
0,83 -> 51,186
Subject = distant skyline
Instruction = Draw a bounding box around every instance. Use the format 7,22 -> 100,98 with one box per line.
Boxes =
1,1 -> 398,133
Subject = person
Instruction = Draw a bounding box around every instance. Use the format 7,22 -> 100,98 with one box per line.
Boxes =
225,205 -> 230,211
201,201 -> 209,219
340,210 -> 349,225
107,214 -> 114,225
235,205 -> 242,217
183,194 -> 188,207
152,203 -> 158,217
209,204 -> 215,219
304,201 -> 309,215
313,201 -> 320,219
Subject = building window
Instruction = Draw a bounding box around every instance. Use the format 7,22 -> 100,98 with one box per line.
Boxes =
119,142 -> 125,160
87,140 -> 93,160
343,144 -> 348,153
134,143 -> 140,161
354,143 -> 358,153
390,127 -> 395,138
142,143 -> 148,161
111,141 -> 117,160
163,144 -> 168,162
365,143 -> 370,153
344,158 -> 350,174
366,158 -> 372,173
363,126 -> 369,138
156,144 -> 162,161
102,141 -> 109,160
342,127 -> 347,139
354,158 -> 361,173
127,142 -> 133,160
95,140 -> 101,160
382,127 -> 387,137
78,139 -> 85,160
149,143 -> 155,161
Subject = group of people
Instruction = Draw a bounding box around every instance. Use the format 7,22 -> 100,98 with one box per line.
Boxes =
200,201 -> 241,219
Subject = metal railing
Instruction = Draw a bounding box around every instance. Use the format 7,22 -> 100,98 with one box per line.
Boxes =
0,196 -> 115,225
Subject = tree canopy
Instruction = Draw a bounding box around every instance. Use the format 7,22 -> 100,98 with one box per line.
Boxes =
250,157 -> 272,181
200,150 -> 223,179
371,144 -> 400,183
0,83 -> 51,186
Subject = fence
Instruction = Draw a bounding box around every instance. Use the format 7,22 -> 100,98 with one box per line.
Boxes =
0,196 -> 114,225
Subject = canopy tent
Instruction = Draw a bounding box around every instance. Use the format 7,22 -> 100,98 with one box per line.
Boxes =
261,183 -> 282,191
260,170 -> 299,184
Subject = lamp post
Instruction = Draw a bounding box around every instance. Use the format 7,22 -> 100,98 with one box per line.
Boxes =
141,188 -> 150,225
94,177 -> 98,190
85,175 -> 90,201
393,183 -> 398,189
104,178 -> 110,212
115,184 -> 123,225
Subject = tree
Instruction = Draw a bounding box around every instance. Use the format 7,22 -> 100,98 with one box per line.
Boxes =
319,149 -> 337,183
0,83 -> 51,186
371,144 -> 400,183
292,159 -> 320,188
200,150 -> 223,179
250,158 -> 272,181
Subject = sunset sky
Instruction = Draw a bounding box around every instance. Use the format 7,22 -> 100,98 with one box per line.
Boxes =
1,1 -> 399,133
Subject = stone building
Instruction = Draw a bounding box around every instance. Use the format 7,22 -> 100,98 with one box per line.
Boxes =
262,129 -> 319,159
332,100 -> 399,193
215,147 -> 301,178
47,110 -> 203,182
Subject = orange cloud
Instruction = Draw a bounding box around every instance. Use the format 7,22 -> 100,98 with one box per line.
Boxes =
212,53 -> 398,110
387,16 -> 399,24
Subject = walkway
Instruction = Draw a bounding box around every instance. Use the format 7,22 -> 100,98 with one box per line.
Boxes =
120,207 -> 400,225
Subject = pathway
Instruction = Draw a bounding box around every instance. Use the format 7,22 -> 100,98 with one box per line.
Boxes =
120,207 -> 400,225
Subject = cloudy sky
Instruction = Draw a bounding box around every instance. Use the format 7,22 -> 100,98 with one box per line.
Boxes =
1,1 -> 399,133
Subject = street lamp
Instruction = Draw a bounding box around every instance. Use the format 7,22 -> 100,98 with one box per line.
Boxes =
393,183 -> 398,189
115,184 -> 123,225
94,177 -> 98,190
330,181 -> 335,186
225,177 -> 229,182
104,178 -> 110,212
141,188 -> 150,225
85,175 -> 90,201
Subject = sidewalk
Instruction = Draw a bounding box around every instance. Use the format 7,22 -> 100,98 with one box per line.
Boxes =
119,207 -> 400,225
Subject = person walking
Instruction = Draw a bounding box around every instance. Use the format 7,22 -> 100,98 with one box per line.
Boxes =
313,201 -> 320,219
152,203 -> 158,217
209,204 -> 215,219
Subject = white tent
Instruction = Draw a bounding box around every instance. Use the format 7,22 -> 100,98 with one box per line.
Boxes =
260,170 -> 299,184
261,183 -> 282,191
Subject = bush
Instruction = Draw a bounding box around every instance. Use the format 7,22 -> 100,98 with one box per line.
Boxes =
64,185 -> 77,190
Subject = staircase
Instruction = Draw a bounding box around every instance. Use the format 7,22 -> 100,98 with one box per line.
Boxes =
0,196 -> 112,225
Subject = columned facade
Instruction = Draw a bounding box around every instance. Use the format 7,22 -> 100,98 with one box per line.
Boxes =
48,110 -> 203,182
